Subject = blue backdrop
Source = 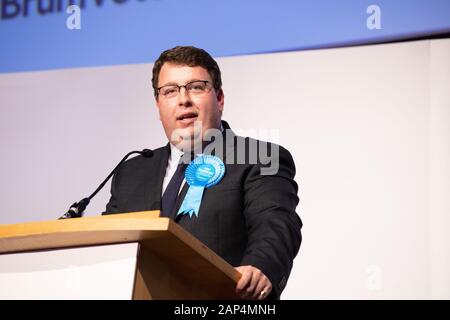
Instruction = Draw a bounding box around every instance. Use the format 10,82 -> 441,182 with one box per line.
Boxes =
1,0 -> 450,73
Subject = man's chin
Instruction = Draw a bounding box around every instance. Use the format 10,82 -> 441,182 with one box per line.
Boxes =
174,136 -> 203,154
171,126 -> 200,151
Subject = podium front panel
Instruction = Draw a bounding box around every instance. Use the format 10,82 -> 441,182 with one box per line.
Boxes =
0,242 -> 139,300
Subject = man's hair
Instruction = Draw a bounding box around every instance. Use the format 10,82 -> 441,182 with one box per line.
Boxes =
152,46 -> 222,98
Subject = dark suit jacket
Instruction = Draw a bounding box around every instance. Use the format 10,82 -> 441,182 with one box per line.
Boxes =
104,121 -> 302,298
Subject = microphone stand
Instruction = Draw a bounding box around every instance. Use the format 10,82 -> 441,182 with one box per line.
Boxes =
59,149 -> 153,219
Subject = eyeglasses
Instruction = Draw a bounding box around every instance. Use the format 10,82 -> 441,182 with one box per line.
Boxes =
157,80 -> 213,98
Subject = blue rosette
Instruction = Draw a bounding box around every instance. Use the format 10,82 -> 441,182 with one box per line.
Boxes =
177,155 -> 225,217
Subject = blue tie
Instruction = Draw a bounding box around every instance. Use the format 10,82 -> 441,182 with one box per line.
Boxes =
161,161 -> 188,218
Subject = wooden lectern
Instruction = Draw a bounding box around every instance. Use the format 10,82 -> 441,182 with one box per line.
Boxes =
0,211 -> 241,300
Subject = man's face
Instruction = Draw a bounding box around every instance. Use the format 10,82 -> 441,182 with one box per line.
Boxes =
155,63 -> 224,148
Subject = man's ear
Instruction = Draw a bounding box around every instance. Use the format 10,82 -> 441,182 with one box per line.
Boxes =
155,97 -> 162,121
217,89 -> 225,112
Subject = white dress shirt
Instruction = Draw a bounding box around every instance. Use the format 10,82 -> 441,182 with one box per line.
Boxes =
161,124 -> 223,197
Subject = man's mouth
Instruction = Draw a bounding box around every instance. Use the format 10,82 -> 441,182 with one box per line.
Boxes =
177,112 -> 198,124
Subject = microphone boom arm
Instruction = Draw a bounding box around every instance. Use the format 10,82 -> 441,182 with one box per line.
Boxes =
59,149 -> 153,219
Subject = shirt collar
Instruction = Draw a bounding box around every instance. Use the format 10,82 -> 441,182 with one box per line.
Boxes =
169,142 -> 184,163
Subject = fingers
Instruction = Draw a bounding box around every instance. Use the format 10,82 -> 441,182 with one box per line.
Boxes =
253,279 -> 267,300
256,283 -> 273,300
243,269 -> 258,299
252,273 -> 272,300
235,266 -> 252,295
235,266 -> 272,300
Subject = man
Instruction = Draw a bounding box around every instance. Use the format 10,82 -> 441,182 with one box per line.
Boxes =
105,46 -> 302,299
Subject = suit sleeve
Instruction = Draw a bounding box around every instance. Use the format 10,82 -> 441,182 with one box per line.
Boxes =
240,145 -> 302,298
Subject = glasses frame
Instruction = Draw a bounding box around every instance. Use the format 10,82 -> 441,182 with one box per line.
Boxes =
157,80 -> 212,98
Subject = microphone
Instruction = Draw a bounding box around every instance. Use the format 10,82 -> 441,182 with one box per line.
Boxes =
59,148 -> 154,219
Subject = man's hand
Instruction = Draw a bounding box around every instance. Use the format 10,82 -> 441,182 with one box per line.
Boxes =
235,265 -> 272,300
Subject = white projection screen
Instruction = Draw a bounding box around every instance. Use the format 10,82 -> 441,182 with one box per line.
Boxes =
0,39 -> 449,299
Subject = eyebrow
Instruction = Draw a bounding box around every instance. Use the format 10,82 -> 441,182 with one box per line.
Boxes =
159,79 -> 204,87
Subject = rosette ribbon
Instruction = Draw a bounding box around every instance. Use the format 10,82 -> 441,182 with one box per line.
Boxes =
177,155 -> 225,217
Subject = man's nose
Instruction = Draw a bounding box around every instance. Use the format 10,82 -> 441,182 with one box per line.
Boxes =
177,87 -> 192,107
